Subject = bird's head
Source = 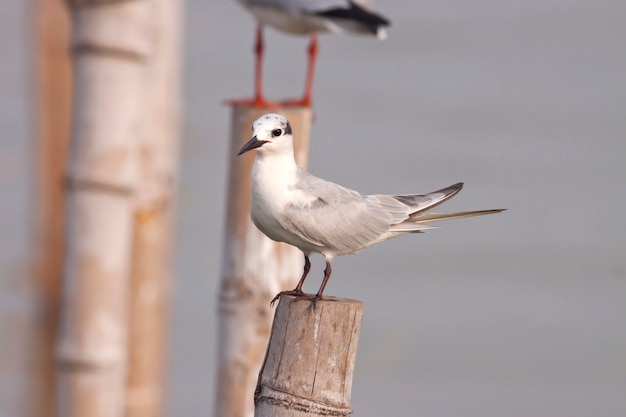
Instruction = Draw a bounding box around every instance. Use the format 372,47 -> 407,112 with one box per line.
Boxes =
237,113 -> 293,156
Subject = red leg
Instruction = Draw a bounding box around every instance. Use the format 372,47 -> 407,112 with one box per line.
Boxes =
227,26 -> 280,108
270,255 -> 312,306
303,33 -> 319,105
314,260 -> 331,299
293,255 -> 311,293
281,33 -> 318,108
253,26 -> 264,103
283,259 -> 332,307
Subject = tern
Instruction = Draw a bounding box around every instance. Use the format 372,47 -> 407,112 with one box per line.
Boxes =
237,113 -> 505,303
232,0 -> 390,107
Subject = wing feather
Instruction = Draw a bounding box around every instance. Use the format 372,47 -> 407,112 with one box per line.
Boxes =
243,0 -> 352,15
279,170 -> 394,254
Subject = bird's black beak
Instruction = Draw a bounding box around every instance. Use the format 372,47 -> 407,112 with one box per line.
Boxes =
237,135 -> 267,156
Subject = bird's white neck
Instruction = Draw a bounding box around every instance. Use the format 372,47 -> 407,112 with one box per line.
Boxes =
251,149 -> 299,208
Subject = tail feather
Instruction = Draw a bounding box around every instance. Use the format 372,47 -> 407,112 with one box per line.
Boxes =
388,223 -> 440,233
386,182 -> 505,233
389,209 -> 505,233
412,209 -> 506,224
394,182 -> 464,217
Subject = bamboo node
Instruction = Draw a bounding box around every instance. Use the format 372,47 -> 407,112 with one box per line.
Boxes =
55,351 -> 124,371
255,385 -> 352,416
218,278 -> 255,306
71,43 -> 148,62
66,0 -> 140,9
64,175 -> 135,196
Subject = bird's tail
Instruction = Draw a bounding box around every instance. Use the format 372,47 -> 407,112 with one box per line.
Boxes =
411,209 -> 506,224
390,209 -> 505,233
388,182 -> 505,232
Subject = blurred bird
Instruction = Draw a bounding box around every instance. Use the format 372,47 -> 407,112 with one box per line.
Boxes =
237,113 -> 506,303
232,0 -> 391,107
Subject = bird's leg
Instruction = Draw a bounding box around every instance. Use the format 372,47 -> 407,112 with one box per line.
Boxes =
227,26 -> 279,108
292,254 -> 311,293
303,33 -> 318,106
253,25 -> 265,104
270,255 -> 312,306
314,260 -> 332,299
290,259 -> 331,308
281,33 -> 318,108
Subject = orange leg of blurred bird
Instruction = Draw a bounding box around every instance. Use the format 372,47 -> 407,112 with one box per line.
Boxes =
228,26 -> 279,108
282,34 -> 318,108
253,26 -> 266,105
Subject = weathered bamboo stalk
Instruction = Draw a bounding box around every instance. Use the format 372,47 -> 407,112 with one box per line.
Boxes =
33,1 -> 71,416
126,207 -> 171,417
255,296 -> 364,417
57,1 -> 154,416
216,105 -> 313,417
125,1 -> 181,416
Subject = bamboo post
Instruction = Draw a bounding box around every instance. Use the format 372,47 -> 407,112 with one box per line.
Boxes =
254,296 -> 364,417
216,104 -> 314,417
125,0 -> 181,416
126,207 -> 172,417
57,1 -> 154,416
33,1 -> 71,416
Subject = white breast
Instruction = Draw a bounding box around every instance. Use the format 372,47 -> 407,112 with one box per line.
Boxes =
249,156 -> 319,248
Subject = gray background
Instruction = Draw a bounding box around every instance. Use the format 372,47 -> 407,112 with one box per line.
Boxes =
1,0 -> 624,416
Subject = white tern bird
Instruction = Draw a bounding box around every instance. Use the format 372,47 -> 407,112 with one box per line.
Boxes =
237,113 -> 505,303
232,0 -> 390,107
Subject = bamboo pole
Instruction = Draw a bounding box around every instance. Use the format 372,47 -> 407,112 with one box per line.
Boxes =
126,208 -> 171,417
125,1 -> 181,416
33,1 -> 71,416
216,105 -> 314,417
57,1 -> 154,416
254,296 -> 364,417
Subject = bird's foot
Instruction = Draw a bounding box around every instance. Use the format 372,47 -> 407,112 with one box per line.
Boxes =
270,289 -> 318,306
292,293 -> 323,310
270,291 -> 324,310
225,97 -> 281,109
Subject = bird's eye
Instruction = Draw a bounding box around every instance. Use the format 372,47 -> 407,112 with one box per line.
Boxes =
271,129 -> 282,137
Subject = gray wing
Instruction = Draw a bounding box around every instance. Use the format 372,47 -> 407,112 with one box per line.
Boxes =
242,0 -> 352,14
279,168 -> 403,254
